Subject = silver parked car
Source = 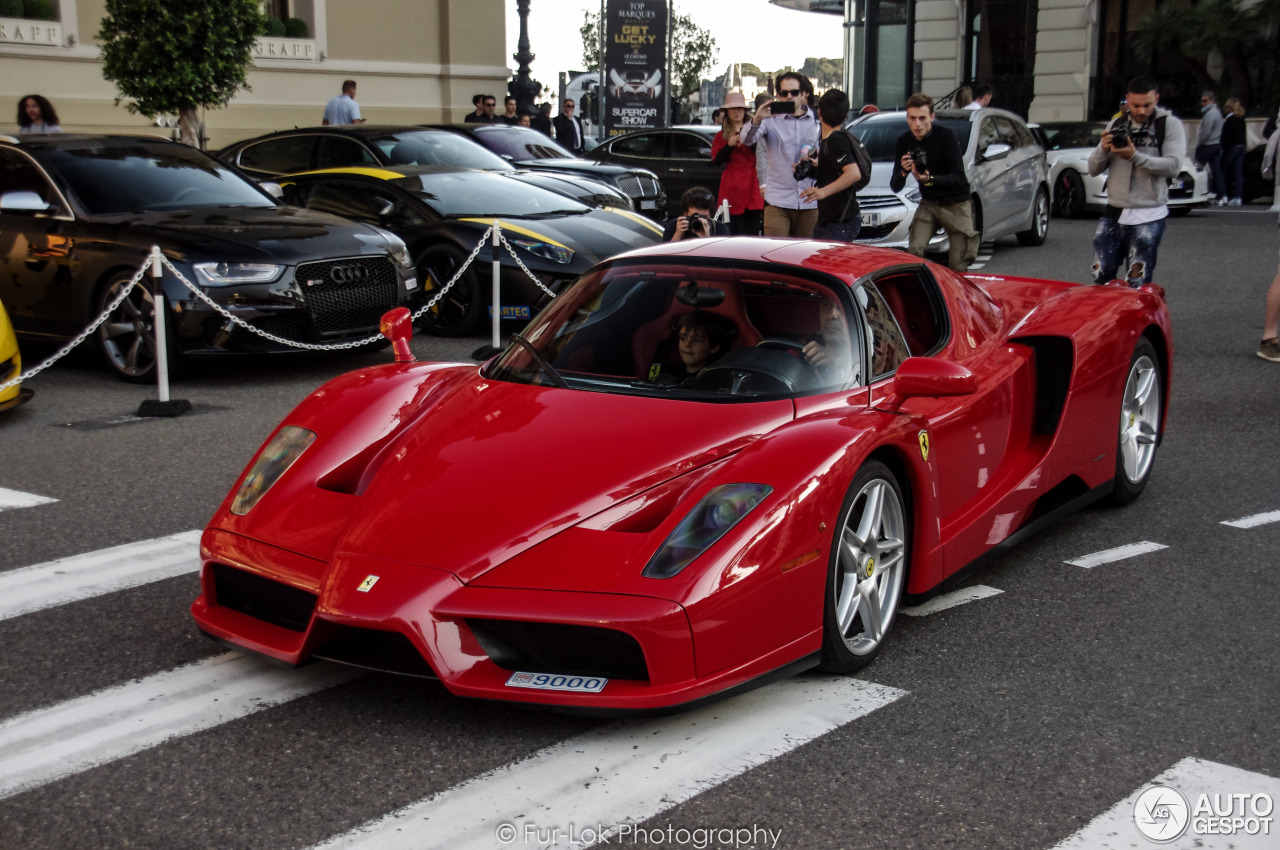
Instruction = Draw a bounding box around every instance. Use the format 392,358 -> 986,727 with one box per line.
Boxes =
845,108 -> 1051,253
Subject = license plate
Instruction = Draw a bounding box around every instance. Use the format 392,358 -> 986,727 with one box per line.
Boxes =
505,672 -> 608,693
861,212 -> 880,227
488,306 -> 531,320
640,199 -> 657,210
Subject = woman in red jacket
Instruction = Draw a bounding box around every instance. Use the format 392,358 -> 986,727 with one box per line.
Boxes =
711,91 -> 764,235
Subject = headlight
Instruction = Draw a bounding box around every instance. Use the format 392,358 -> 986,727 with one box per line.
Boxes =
230,426 -> 316,516
642,483 -> 773,579
385,236 -> 413,269
193,262 -> 283,287
512,238 -> 574,264
904,188 -> 922,203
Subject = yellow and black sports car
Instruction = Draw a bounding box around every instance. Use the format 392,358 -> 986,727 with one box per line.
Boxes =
280,165 -> 663,336
0,298 -> 32,411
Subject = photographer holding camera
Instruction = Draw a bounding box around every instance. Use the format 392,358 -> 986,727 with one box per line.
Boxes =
799,89 -> 864,242
1087,76 -> 1186,287
663,187 -> 731,242
890,93 -> 978,273
741,71 -> 821,238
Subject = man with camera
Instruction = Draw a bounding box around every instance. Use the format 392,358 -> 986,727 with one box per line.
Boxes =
799,89 -> 864,242
1087,76 -> 1186,287
741,72 -> 821,238
663,187 -> 731,242
890,93 -> 978,273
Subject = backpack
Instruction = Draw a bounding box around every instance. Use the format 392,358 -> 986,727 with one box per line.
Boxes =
844,129 -> 874,192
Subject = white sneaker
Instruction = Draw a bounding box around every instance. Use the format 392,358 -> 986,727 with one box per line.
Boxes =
1228,198 -> 1242,206
1214,198 -> 1228,206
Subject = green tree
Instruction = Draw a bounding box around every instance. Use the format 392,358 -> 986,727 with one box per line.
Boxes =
580,7 -> 718,100
98,0 -> 266,147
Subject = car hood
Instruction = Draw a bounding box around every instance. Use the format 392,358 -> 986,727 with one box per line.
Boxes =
516,158 -> 642,179
864,165 -> 917,194
97,205 -> 394,263
455,208 -> 661,263
337,377 -> 794,582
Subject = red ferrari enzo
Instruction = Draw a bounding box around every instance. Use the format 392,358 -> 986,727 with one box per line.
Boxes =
193,238 -> 1171,712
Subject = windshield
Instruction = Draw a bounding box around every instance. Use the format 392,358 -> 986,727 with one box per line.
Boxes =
371,131 -> 515,171
474,127 -> 575,160
1041,122 -> 1106,150
393,171 -> 589,217
848,116 -> 974,161
487,259 -> 862,399
46,143 -> 275,215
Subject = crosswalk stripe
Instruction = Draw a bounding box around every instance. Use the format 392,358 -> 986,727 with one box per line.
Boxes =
900,585 -> 1003,617
0,487 -> 58,513
0,652 -> 359,801
0,530 -> 203,622
1065,541 -> 1167,568
1221,510 -> 1280,529
1052,757 -> 1280,849
313,676 -> 906,850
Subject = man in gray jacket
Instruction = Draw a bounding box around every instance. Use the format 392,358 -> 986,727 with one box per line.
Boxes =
1088,76 -> 1186,287
1195,91 -> 1226,203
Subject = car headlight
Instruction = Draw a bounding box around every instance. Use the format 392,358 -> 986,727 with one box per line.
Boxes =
230,426 -> 316,516
384,236 -> 413,269
193,262 -> 283,287
512,238 -> 574,264
643,483 -> 773,579
904,188 -> 922,203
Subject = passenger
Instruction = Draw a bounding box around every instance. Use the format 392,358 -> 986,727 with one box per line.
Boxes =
650,310 -> 734,384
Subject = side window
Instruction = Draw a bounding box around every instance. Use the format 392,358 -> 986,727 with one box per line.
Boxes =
670,133 -> 712,160
0,149 -> 61,211
993,117 -> 1021,148
610,135 -> 666,158
1011,120 -> 1036,148
296,181 -> 428,229
857,283 -> 912,379
316,137 -> 378,169
870,270 -> 947,357
977,119 -> 1000,152
237,136 -> 318,175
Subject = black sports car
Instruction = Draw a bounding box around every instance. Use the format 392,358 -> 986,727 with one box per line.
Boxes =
279,165 -> 663,336
585,126 -> 722,217
216,126 -> 633,212
0,135 -> 417,381
424,124 -> 667,217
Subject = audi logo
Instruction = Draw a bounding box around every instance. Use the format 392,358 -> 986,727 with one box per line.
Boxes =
328,264 -> 369,284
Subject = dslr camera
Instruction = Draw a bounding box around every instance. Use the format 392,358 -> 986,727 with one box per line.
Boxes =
1109,127 -> 1129,148
909,148 -> 929,172
793,158 -> 817,182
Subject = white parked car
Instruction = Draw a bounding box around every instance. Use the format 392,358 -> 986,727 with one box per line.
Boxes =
845,108 -> 1051,253
1034,121 -> 1209,217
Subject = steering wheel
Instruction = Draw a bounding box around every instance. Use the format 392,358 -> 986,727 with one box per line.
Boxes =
755,337 -> 808,354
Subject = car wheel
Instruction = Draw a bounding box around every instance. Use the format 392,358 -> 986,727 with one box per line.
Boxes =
1055,170 -> 1085,218
819,459 -> 908,674
414,245 -> 484,337
1017,187 -> 1050,246
1109,338 -> 1162,505
1168,206 -> 1192,217
96,272 -> 181,383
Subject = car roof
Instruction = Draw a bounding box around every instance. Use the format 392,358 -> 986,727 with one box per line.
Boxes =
289,164 -> 490,180
226,126 -> 459,146
613,236 -> 924,284
855,107 -> 1029,124
1,133 -> 189,153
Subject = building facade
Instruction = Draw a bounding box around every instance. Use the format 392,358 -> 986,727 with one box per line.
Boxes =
2,0 -> 511,148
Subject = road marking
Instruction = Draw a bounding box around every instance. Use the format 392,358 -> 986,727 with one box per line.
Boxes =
0,652 -> 359,801
0,530 -> 202,622
1052,757 -> 1280,849
1065,541 -> 1167,568
1221,510 -> 1280,529
967,241 -> 996,271
0,487 -> 58,513
312,676 -> 906,849
900,585 -> 1003,617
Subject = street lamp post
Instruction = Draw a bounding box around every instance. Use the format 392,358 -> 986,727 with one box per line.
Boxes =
509,0 -> 541,116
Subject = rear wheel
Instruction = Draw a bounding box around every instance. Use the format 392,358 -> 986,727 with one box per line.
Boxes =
96,272 -> 182,383
414,245 -> 484,337
1055,170 -> 1085,218
1017,187 -> 1050,245
819,460 -> 909,673
1109,338 -> 1162,505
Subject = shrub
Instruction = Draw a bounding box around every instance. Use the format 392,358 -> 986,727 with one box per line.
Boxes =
0,0 -> 24,17
284,17 -> 308,38
22,0 -> 56,19
263,15 -> 285,37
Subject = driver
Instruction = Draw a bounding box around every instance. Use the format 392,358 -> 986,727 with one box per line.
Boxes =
801,298 -> 853,377
649,310 -> 734,384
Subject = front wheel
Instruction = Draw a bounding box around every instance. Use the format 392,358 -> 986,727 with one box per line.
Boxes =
414,246 -> 485,337
96,272 -> 181,383
1109,338 -> 1162,505
819,460 -> 909,673
1055,170 -> 1086,218
1017,187 -> 1050,245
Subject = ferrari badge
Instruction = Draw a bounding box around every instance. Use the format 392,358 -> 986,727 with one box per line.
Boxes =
865,557 -> 876,578
918,430 -> 930,462
357,575 -> 380,593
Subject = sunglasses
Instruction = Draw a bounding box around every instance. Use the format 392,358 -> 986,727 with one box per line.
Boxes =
778,88 -> 801,97
484,101 -> 496,107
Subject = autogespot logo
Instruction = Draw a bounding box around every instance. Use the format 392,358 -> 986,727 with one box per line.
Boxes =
1134,784 -> 1191,842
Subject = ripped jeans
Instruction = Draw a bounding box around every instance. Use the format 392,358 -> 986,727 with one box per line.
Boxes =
1091,215 -> 1166,286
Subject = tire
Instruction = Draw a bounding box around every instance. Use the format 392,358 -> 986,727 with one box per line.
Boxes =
819,460 -> 909,674
1108,338 -> 1162,505
414,245 -> 485,337
1017,187 -> 1050,246
1168,206 -> 1192,217
1055,170 -> 1085,218
96,272 -> 182,383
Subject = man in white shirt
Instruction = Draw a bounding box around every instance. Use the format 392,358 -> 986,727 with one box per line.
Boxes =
963,82 -> 993,111
322,80 -> 364,126
741,72 -> 820,237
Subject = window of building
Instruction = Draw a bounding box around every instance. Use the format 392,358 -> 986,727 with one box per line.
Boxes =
964,0 -> 1039,118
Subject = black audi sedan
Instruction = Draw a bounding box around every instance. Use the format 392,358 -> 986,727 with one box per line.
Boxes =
216,125 -> 632,211
0,135 -> 417,381
423,124 -> 667,218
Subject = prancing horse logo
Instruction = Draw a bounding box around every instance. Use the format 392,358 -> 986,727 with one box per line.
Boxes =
357,575 -> 379,592
918,430 -> 930,462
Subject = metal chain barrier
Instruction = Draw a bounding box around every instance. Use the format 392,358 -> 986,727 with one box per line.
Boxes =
0,262 -> 150,393
495,232 -> 560,299
410,224 -> 495,322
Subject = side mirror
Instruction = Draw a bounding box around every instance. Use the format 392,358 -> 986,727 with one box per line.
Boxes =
372,197 -> 395,218
0,190 -> 52,214
500,154 -> 515,162
379,307 -> 416,363
979,143 -> 1012,163
259,181 -> 285,200
894,357 -> 976,398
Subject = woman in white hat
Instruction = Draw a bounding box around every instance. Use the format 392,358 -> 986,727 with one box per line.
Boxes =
710,90 -> 764,235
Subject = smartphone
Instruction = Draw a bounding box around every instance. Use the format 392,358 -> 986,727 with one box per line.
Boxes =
769,101 -> 796,115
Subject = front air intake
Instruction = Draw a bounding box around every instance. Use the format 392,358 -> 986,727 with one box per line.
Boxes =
211,563 -> 317,632
468,619 -> 649,681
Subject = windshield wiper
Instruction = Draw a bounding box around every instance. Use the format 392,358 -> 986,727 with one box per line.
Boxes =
509,333 -> 570,389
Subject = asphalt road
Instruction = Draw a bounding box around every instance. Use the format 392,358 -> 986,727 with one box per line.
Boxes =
1,204 -> 1278,850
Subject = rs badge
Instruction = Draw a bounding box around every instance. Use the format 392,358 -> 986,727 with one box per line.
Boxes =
918,430 -> 930,462
357,575 -> 379,593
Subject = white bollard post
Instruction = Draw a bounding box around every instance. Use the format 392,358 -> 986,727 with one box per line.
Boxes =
491,221 -> 502,351
150,245 -> 170,403
719,199 -> 731,227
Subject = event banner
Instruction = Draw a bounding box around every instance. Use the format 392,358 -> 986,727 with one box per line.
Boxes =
603,0 -> 668,136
